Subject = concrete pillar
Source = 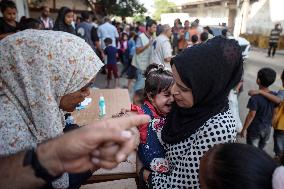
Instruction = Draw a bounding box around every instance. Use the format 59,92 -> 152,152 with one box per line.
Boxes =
233,0 -> 250,37
197,3 -> 205,18
240,0 -> 250,34
228,8 -> 237,32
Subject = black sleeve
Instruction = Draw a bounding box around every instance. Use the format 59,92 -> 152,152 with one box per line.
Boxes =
91,27 -> 99,42
0,18 -> 4,33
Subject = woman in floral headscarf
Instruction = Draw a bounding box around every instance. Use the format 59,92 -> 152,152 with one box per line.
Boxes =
0,29 -> 103,188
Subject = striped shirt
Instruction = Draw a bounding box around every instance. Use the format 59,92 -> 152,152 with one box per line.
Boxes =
269,29 -> 281,43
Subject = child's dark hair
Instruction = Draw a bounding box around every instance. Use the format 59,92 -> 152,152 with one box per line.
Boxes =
121,32 -> 128,39
257,67 -> 276,87
0,0 -> 17,13
18,18 -> 42,31
129,31 -> 136,39
222,29 -> 228,37
201,143 -> 279,189
81,11 -> 91,21
104,38 -> 112,45
133,89 -> 144,105
200,32 -> 208,42
144,64 -> 174,100
191,35 -> 198,43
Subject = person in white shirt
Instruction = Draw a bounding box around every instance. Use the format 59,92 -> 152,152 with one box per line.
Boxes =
39,6 -> 54,30
132,19 -> 157,92
151,24 -> 172,67
97,17 -> 119,49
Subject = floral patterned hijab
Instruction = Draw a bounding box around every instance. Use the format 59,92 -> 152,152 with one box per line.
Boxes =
0,29 -> 103,188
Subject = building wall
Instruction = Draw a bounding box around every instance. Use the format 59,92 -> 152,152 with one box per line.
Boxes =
245,0 -> 284,36
181,1 -> 233,28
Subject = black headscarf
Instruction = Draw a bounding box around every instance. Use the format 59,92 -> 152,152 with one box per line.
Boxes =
162,36 -> 243,144
53,7 -> 76,35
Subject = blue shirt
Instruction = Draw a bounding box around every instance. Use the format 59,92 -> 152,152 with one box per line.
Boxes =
128,39 -> 136,57
104,45 -> 117,65
247,92 -> 277,135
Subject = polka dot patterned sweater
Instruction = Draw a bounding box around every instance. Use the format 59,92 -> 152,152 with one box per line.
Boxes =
149,108 -> 237,189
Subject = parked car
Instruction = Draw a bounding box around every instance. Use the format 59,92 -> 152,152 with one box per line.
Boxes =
210,26 -> 250,59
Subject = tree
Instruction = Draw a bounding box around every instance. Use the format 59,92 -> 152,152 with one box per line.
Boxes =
133,14 -> 145,23
153,0 -> 177,21
95,0 -> 147,17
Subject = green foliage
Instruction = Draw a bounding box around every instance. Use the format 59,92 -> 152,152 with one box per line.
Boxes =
133,14 -> 145,23
153,0 -> 177,21
96,0 -> 147,17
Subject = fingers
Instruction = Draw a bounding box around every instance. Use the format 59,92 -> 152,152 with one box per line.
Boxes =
111,114 -> 150,131
91,157 -> 119,170
63,156 -> 94,173
116,137 -> 137,163
92,142 -> 120,162
83,126 -> 133,148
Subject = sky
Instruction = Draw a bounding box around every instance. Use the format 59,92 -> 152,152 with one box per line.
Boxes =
139,0 -> 154,15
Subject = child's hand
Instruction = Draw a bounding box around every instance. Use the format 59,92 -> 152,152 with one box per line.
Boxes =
143,169 -> 152,182
111,109 -> 137,118
248,90 -> 260,96
240,129 -> 246,138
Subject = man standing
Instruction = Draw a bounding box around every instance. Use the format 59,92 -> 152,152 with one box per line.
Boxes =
39,6 -> 53,30
97,17 -> 119,49
151,24 -> 172,68
193,19 -> 203,34
133,19 -> 157,91
268,23 -> 282,57
184,20 -> 190,47
76,12 -> 102,60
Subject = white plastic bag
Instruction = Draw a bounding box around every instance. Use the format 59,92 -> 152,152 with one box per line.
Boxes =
228,90 -> 243,133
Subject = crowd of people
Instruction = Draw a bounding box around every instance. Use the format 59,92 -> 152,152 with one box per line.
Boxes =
0,0 -> 284,189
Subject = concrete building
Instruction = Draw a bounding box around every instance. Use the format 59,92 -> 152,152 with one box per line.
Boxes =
236,0 -> 284,48
180,0 -> 284,48
180,0 -> 238,32
240,0 -> 284,35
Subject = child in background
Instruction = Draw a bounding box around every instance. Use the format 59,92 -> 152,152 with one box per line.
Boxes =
248,69 -> 284,158
131,64 -> 174,178
104,38 -> 119,88
241,68 -> 277,149
118,33 -> 130,77
200,32 -> 209,43
0,0 -> 18,40
199,143 -> 284,189
188,35 -> 198,47
127,31 -> 137,90
133,89 -> 144,107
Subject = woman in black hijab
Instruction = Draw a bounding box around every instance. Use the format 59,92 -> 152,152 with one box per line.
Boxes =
53,7 -> 76,35
141,36 -> 243,189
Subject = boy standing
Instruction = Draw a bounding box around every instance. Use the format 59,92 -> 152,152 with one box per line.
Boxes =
248,69 -> 284,157
104,38 -> 119,88
241,68 -> 277,149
